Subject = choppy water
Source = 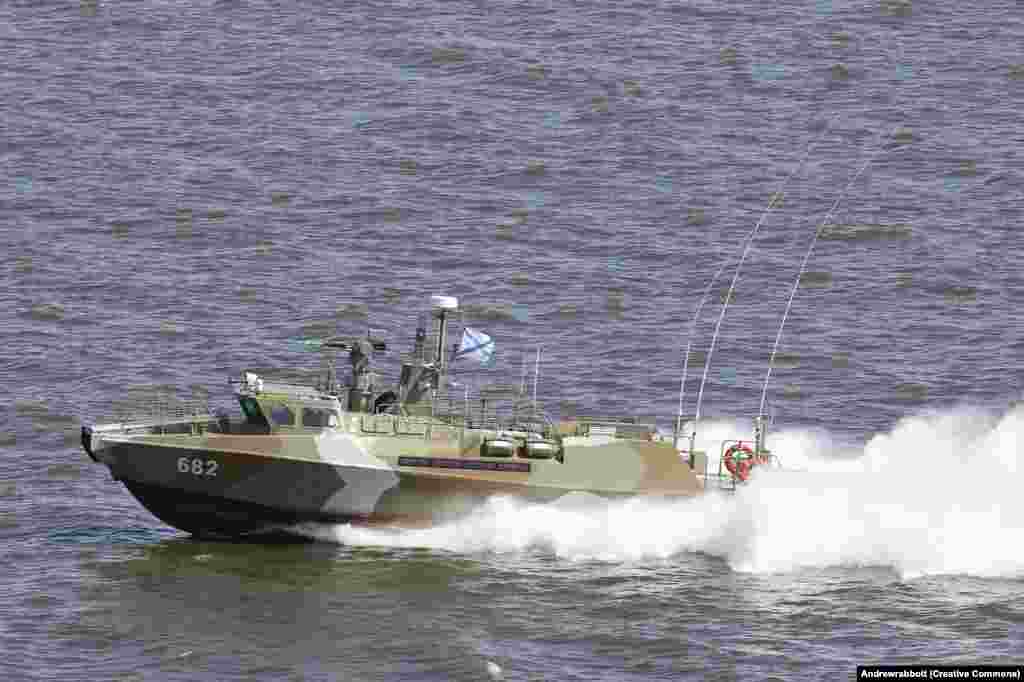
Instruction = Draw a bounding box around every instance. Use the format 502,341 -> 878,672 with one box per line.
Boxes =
3,0 -> 1023,679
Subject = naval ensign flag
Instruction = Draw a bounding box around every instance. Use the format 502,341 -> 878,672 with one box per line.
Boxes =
453,328 -> 495,367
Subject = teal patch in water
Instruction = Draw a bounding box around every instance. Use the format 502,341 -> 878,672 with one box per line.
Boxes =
289,338 -> 323,352
509,304 -> 529,323
48,526 -> 177,546
752,63 -> 785,82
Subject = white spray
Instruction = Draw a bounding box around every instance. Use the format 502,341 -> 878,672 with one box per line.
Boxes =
303,405 -> 1024,580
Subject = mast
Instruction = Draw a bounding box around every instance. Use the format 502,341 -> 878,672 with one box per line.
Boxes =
532,346 -> 542,414
430,295 -> 458,384
398,296 -> 458,412
520,354 -> 527,396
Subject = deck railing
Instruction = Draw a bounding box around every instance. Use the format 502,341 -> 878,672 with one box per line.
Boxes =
103,390 -> 217,433
355,388 -> 564,441
559,416 -> 658,440
430,389 -> 558,435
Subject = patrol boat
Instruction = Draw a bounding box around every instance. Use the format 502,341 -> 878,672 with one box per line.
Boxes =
81,295 -> 778,539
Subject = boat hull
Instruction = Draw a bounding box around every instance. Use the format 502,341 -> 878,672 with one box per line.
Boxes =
121,480 -> 350,539
118,473 -> 580,539
84,426 -> 704,540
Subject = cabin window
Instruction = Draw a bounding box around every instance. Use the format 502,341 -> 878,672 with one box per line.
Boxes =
302,408 -> 335,428
269,404 -> 295,426
239,397 -> 268,425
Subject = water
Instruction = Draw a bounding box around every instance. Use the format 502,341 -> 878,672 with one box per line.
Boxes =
3,0 -> 1023,679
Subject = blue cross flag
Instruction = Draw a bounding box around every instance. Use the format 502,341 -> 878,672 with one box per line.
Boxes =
453,327 -> 495,367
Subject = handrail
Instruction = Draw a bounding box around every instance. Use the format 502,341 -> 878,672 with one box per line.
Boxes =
713,439 -> 780,487
571,417 -> 656,428
107,395 -> 215,428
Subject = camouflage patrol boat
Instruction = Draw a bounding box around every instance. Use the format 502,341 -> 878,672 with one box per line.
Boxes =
81,295 -> 777,539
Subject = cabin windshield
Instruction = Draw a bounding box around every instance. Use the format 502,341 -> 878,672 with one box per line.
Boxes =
302,408 -> 336,428
268,404 -> 295,427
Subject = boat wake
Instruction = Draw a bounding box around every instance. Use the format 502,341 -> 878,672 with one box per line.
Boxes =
297,404 -> 1024,579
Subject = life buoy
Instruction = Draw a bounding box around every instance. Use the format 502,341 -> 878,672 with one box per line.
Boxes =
723,442 -> 756,481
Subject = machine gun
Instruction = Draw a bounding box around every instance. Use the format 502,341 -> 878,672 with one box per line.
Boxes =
311,335 -> 390,412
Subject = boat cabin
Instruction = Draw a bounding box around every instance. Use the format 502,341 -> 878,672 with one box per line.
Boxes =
235,372 -> 342,432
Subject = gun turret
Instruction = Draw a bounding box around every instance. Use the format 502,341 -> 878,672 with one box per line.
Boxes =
315,335 -> 387,411
321,336 -> 387,353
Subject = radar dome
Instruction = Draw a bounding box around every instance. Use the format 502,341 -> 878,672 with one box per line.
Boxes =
430,295 -> 459,311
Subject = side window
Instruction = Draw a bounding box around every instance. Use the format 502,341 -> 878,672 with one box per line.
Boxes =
240,398 -> 256,419
302,408 -> 334,428
269,404 -> 295,426
239,397 -> 268,425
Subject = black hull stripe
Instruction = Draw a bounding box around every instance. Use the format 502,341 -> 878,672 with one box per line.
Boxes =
397,456 -> 531,472
122,480 -> 356,539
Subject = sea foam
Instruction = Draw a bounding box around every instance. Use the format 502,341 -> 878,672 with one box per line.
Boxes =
302,404 -> 1024,579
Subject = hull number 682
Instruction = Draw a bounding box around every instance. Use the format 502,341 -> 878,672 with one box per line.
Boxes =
177,456 -> 218,477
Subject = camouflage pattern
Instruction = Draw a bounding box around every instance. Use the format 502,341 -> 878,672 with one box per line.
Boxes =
83,411 -> 704,538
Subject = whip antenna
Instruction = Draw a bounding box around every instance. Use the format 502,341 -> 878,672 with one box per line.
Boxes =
759,125 -> 906,420
693,117 -> 836,432
674,260 -> 728,450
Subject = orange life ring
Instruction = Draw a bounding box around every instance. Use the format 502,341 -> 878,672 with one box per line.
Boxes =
723,443 -> 756,481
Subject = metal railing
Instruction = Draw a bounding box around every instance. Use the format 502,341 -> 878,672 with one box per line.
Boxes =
429,389 -> 558,437
355,390 -> 561,441
691,439 -> 782,492
102,391 -> 218,434
559,417 -> 657,440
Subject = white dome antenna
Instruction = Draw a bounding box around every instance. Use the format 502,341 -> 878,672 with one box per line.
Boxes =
430,295 -> 459,311
428,296 -> 459,376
